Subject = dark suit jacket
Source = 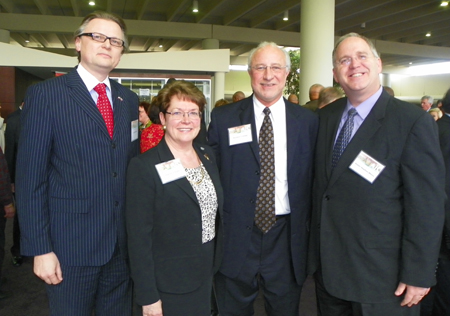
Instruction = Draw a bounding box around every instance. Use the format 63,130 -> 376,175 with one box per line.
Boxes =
208,96 -> 319,285
437,114 -> 450,254
308,90 -> 446,303
5,108 -> 21,183
16,68 -> 140,266
126,138 -> 224,306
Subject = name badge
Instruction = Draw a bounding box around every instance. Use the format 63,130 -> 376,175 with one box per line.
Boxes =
155,158 -> 186,184
349,151 -> 385,183
131,119 -> 138,142
228,124 -> 252,146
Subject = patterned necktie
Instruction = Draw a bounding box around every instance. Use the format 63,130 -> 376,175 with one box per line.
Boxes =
255,107 -> 276,234
94,83 -> 114,138
331,108 -> 357,168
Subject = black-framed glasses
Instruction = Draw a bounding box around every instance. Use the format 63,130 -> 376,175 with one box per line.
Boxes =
79,32 -> 124,47
165,111 -> 201,120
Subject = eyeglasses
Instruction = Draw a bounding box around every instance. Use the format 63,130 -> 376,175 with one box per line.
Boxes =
250,65 -> 288,73
165,111 -> 201,120
337,54 -> 371,66
78,32 -> 125,47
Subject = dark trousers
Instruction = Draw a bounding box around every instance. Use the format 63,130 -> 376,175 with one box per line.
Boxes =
10,199 -> 20,257
215,216 -> 302,316
431,256 -> 450,315
46,245 -> 132,316
315,269 -> 419,316
0,209 -> 5,287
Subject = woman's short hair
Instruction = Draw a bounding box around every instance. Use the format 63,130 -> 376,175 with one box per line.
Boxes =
156,80 -> 206,114
429,107 -> 443,119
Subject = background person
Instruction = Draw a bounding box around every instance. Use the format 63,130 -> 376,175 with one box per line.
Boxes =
126,80 -> 223,316
140,102 -> 164,153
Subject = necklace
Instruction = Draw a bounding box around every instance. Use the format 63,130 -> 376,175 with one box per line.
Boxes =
188,165 -> 205,185
186,155 -> 204,185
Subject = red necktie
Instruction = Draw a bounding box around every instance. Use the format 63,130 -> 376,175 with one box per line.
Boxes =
94,83 -> 114,138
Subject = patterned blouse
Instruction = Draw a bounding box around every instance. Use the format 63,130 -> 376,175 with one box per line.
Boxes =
140,124 -> 164,153
185,164 -> 218,244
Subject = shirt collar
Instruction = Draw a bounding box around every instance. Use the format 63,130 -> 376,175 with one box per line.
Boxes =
77,64 -> 111,92
346,86 -> 383,119
253,95 -> 285,118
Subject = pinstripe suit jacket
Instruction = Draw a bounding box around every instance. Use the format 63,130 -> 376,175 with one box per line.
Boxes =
16,68 -> 140,266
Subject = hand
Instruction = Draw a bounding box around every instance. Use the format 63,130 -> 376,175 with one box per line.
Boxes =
11,183 -> 15,193
34,252 -> 63,285
4,203 -> 15,218
142,300 -> 163,316
395,282 -> 430,307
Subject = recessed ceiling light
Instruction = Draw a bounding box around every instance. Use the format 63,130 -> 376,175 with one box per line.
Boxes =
25,40 -> 30,43
409,62 -> 413,65
426,32 -> 431,37
283,11 -> 288,21
440,1 -> 448,7
192,0 -> 198,13
89,1 -> 95,6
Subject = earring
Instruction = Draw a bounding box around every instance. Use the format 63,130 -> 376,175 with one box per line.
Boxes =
163,125 -> 166,130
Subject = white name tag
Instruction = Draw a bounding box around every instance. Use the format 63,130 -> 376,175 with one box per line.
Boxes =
131,119 -> 138,142
349,151 -> 385,183
155,158 -> 186,184
228,124 -> 252,146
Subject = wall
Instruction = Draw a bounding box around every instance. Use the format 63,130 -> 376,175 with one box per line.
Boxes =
391,73 -> 450,103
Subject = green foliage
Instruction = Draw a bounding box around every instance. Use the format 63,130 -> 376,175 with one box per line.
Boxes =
284,49 -> 300,96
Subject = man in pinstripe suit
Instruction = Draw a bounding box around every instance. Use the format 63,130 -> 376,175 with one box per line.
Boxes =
16,12 -> 139,315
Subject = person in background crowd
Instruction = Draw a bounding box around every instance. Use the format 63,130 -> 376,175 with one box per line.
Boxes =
421,95 -> 434,112
429,108 -> 443,121
0,146 -> 15,299
4,101 -> 23,267
318,87 -> 344,110
288,93 -> 299,104
303,83 -> 324,111
232,91 -> 245,103
140,102 -> 164,153
138,101 -> 152,132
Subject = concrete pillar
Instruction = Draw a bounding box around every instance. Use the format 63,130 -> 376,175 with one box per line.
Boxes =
201,38 -> 225,113
0,30 -> 10,43
202,38 -> 219,50
299,0 -> 335,105
381,73 -> 391,87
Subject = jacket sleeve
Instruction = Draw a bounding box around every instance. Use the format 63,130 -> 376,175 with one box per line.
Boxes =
126,155 -> 160,305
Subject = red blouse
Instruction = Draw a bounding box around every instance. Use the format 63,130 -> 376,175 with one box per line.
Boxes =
140,124 -> 164,153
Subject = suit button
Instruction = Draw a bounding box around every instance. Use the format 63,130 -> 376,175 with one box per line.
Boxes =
112,172 -> 118,178
246,226 -> 252,230
324,195 -> 330,201
255,170 -> 260,175
250,199 -> 255,204
112,143 -> 116,149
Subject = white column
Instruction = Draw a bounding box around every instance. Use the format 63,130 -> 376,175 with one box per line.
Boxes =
299,0 -> 335,105
381,73 -> 391,87
0,30 -> 10,43
201,38 -> 225,104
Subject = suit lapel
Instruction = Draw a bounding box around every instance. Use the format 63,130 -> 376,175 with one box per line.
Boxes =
111,82 -> 126,141
324,100 -> 347,179
66,69 -> 112,139
328,92 -> 388,188
238,97 -> 260,165
285,100 -> 300,172
195,144 -> 223,217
